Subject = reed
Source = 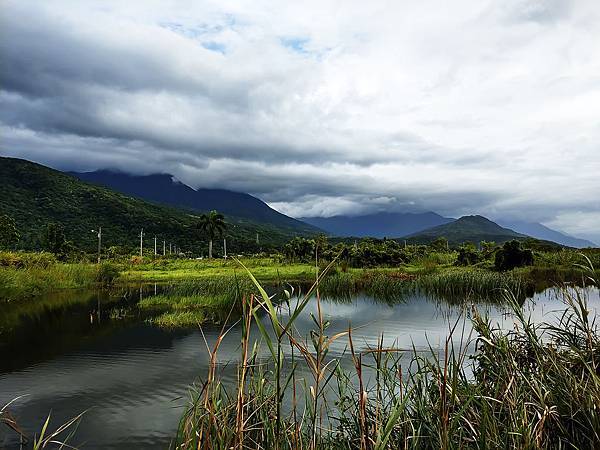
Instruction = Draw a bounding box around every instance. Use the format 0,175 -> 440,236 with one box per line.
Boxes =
140,294 -> 234,327
1,396 -> 84,449
416,268 -> 529,302
174,258 -> 600,449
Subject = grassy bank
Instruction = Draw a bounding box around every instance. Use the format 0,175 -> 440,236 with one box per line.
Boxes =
0,251 -> 120,302
0,262 -> 97,302
119,257 -> 317,283
137,276 -> 258,327
120,254 -> 596,327
2,249 -> 597,314
175,264 -> 600,449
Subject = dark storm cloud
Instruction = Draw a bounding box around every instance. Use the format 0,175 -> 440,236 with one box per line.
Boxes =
1,0 -> 599,242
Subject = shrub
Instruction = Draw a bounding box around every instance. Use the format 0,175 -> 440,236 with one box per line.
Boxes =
495,240 -> 534,271
130,256 -> 145,265
95,262 -> 120,285
0,214 -> 19,250
456,244 -> 480,266
0,251 -> 57,269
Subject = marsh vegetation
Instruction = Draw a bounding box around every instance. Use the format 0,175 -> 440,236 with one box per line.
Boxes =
175,262 -> 600,449
1,237 -> 600,448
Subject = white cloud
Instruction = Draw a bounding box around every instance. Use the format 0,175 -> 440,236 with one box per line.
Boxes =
1,0 -> 599,241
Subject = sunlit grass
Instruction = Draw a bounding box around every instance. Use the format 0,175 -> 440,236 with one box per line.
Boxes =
0,263 -> 98,301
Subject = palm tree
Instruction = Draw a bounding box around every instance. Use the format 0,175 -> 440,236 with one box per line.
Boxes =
197,210 -> 226,258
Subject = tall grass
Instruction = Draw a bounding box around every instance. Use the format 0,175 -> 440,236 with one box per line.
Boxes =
0,263 -> 98,302
137,276 -> 258,327
175,258 -> 600,449
416,268 -> 531,302
317,269 -> 523,303
1,396 -> 84,449
318,270 -> 415,302
166,276 -> 256,298
139,293 -> 235,327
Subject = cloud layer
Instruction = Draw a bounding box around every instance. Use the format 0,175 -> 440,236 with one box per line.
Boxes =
1,0 -> 599,241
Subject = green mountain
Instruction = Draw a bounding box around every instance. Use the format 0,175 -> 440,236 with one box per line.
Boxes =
405,215 -> 526,245
0,157 -> 313,254
72,170 -> 319,235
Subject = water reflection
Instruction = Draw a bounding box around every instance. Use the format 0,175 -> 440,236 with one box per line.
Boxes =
0,286 -> 598,449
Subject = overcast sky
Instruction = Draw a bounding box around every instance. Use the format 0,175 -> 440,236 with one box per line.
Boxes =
1,0 -> 599,241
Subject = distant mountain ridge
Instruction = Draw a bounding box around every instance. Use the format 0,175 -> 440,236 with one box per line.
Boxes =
301,211 -> 596,248
0,157 -> 316,252
299,212 -> 453,238
498,220 -> 596,248
406,215 -> 526,244
72,170 -> 319,235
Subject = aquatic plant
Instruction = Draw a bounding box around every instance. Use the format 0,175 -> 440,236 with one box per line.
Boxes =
416,268 -> 529,302
0,261 -> 98,302
1,396 -> 85,448
95,261 -> 120,286
174,258 -> 600,449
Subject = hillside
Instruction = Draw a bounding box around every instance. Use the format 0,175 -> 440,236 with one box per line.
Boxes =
406,215 -> 526,244
72,170 -> 319,235
499,220 -> 596,248
299,212 -> 453,238
0,157 -> 312,253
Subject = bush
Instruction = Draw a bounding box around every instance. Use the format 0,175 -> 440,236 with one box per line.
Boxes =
456,244 -> 480,266
495,240 -> 534,271
95,262 -> 120,285
130,255 -> 145,265
0,251 -> 57,269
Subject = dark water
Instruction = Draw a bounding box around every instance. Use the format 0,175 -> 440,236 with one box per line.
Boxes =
1,286 -> 598,449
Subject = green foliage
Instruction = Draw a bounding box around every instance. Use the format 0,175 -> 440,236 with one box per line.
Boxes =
0,260 -> 97,301
197,210 -> 227,240
0,157 -> 316,254
456,243 -> 480,266
176,265 -> 600,449
430,236 -> 449,251
495,240 -> 534,271
197,210 -> 227,258
40,222 -> 72,257
95,262 -> 120,285
418,268 -> 529,301
0,214 -> 19,250
0,251 -> 57,269
534,248 -> 600,268
283,236 -> 316,261
140,294 -> 233,327
283,236 -> 455,268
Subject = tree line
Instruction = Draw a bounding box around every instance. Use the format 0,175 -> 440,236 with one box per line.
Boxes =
0,210 -> 228,261
283,235 -> 536,271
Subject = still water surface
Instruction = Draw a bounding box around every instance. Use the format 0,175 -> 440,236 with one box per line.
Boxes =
1,286 -> 598,448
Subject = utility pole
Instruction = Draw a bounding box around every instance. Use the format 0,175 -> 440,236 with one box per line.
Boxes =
163,240 -> 166,256
92,228 -> 102,263
154,236 -> 157,255
256,233 -> 259,245
223,238 -> 227,259
139,229 -> 144,257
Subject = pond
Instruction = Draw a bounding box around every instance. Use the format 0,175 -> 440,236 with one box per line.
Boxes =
1,285 -> 598,449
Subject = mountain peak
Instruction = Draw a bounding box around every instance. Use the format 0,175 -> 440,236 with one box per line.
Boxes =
71,169 -> 319,234
407,215 -> 525,244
